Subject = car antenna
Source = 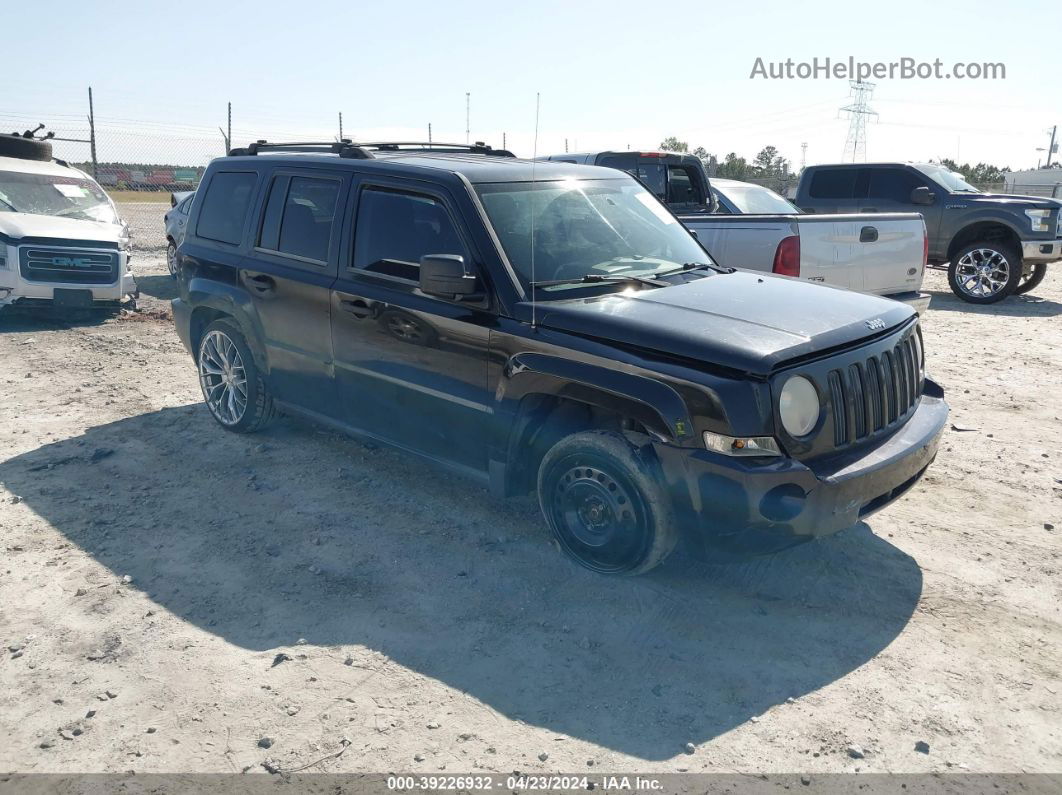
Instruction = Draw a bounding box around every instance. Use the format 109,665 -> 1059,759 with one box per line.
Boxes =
530,92 -> 540,329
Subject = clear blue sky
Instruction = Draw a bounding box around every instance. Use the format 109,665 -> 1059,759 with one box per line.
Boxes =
6,0 -> 1061,169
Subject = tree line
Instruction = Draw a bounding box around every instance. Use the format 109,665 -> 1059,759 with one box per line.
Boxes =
658,136 -> 1025,187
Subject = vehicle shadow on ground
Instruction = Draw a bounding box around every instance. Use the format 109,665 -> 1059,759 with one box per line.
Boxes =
134,273 -> 179,301
0,405 -> 923,760
0,307 -> 113,332
925,287 -> 1062,317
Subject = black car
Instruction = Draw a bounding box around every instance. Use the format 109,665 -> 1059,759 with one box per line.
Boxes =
172,140 -> 948,575
795,162 -> 1062,303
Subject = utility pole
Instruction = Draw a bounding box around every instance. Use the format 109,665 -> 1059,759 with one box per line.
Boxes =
227,102 -> 232,154
564,138 -> 568,153
502,131 -> 506,150
428,123 -> 432,146
800,142 -> 807,171
465,92 -> 470,144
338,112 -> 344,141
86,87 -> 97,179
840,80 -> 877,163
1046,125 -> 1058,168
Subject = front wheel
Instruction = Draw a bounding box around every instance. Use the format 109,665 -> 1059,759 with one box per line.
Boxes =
947,242 -> 1021,304
197,319 -> 276,433
537,430 -> 677,576
1015,262 -> 1047,295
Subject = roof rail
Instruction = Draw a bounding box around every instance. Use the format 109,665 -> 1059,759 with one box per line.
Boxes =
358,141 -> 515,157
227,139 -> 515,158
228,140 -> 373,159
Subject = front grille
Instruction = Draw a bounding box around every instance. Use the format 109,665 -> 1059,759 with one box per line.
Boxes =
19,246 -> 118,285
827,328 -> 923,448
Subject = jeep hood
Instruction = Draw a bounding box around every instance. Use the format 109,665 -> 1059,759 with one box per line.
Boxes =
0,213 -> 124,245
534,272 -> 914,376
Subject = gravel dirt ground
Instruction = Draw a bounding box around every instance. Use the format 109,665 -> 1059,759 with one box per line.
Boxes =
0,257 -> 1059,776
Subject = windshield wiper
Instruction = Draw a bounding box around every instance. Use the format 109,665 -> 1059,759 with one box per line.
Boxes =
531,273 -> 671,289
0,196 -> 20,212
655,261 -> 736,277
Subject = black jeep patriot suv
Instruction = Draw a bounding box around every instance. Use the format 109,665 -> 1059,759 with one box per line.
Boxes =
172,140 -> 948,575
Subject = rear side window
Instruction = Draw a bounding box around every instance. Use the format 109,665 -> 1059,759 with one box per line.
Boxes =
258,175 -> 341,263
867,169 -> 925,203
598,154 -> 666,199
809,169 -> 856,199
353,188 -> 467,281
196,171 -> 256,245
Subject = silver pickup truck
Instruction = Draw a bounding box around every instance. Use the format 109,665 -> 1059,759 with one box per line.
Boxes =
682,178 -> 930,313
536,151 -> 930,314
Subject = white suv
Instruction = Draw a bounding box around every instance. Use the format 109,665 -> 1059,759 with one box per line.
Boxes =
0,138 -> 136,312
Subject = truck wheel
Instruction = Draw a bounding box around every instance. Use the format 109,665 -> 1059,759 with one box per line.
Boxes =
197,319 -> 276,433
947,242 -> 1021,304
1014,263 -> 1047,295
0,134 -> 52,161
537,430 -> 677,576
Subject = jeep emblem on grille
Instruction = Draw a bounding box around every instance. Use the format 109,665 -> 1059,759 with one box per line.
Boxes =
865,317 -> 886,330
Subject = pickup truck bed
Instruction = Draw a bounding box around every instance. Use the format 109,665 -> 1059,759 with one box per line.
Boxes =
679,211 -> 930,313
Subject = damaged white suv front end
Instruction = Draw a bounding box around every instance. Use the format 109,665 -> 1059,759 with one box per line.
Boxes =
0,156 -> 136,311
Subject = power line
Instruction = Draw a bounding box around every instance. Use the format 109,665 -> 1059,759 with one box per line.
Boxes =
840,80 -> 877,163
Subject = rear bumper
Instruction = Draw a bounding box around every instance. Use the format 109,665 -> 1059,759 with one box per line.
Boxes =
1021,239 -> 1062,263
172,297 -> 193,355
886,290 -> 931,315
657,382 -> 948,556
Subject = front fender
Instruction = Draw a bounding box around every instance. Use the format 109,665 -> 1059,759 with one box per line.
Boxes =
498,352 -> 695,443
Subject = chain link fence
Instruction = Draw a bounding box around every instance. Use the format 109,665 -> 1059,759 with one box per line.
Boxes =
5,109 -> 1061,253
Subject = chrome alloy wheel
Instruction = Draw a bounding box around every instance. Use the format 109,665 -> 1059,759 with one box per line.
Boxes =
954,248 -> 1011,299
198,330 -> 248,426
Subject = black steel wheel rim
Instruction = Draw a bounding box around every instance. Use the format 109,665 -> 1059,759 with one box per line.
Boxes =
547,455 -> 650,573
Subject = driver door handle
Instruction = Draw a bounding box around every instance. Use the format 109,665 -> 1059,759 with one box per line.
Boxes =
340,298 -> 373,319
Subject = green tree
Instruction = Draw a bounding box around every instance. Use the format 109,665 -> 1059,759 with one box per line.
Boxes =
659,137 -> 689,153
716,153 -> 751,180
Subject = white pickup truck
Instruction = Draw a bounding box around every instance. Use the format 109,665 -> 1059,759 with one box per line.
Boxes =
682,178 -> 930,313
536,151 -> 931,313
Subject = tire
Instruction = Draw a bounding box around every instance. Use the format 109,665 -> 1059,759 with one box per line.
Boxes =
0,133 -> 52,161
537,430 -> 677,576
166,240 -> 179,279
1015,262 -> 1047,295
947,241 -> 1022,304
197,319 -> 276,433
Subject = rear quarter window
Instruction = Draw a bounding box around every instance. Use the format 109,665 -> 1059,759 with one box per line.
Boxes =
196,171 -> 257,245
808,169 -> 859,200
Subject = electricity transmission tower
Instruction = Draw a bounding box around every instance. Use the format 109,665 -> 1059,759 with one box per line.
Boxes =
840,80 -> 877,162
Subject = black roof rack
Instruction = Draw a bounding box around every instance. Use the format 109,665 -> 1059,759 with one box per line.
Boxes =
228,139 -> 515,158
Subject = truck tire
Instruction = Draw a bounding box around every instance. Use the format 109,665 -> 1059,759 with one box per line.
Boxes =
1015,263 -> 1047,295
947,241 -> 1022,304
537,430 -> 677,576
0,134 -> 52,162
197,319 -> 276,433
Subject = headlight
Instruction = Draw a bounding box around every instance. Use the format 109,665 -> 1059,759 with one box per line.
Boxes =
779,375 -> 821,437
118,223 -> 133,251
1025,208 -> 1052,232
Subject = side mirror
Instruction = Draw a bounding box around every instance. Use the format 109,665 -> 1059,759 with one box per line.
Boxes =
419,254 -> 478,298
910,186 -> 935,205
